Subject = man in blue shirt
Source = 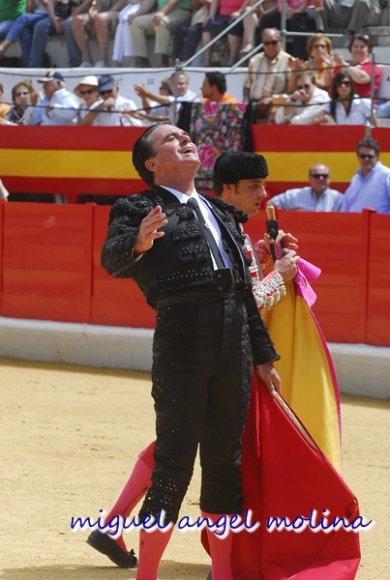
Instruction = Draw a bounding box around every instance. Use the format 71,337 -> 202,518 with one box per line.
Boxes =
267,164 -> 343,211
341,137 -> 390,214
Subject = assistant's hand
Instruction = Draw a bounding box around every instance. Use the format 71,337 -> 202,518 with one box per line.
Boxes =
275,250 -> 300,282
133,205 -> 168,256
256,362 -> 281,394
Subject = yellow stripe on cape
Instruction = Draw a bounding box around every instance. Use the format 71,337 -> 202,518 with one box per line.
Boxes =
262,282 -> 341,472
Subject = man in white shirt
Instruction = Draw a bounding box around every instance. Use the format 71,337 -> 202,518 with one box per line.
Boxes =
93,74 -> 142,126
37,70 -> 78,125
275,72 -> 330,125
268,164 -> 344,211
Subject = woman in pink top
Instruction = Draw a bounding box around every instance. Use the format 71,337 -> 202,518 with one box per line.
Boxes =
202,0 -> 246,65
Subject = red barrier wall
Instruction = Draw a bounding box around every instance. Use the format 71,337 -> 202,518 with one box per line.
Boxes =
0,203 -> 389,347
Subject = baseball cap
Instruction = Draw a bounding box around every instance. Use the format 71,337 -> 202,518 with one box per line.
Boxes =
38,70 -> 65,83
98,74 -> 116,93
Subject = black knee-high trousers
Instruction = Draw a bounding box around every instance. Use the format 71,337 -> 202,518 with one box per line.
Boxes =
138,294 -> 253,524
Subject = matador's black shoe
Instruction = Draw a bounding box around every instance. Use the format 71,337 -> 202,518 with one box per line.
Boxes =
87,529 -> 137,568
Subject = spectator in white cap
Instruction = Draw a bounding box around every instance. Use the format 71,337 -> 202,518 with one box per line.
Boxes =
73,74 -> 103,125
34,70 -> 78,125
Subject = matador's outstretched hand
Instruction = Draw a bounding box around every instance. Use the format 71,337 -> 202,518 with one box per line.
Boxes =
133,205 -> 168,256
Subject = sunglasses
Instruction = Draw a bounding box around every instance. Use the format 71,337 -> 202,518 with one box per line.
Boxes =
338,80 -> 351,87
297,83 -> 311,90
79,88 -> 96,95
99,89 -> 113,96
313,44 -> 326,49
263,40 -> 279,46
353,33 -> 370,42
358,153 -> 376,159
311,173 -> 329,179
15,91 -> 30,97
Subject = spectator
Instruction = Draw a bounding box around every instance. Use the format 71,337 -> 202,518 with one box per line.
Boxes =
0,82 -> 10,118
318,71 -> 377,126
0,0 -> 47,63
377,100 -> 390,120
62,1 -> 96,67
257,0 -> 315,59
0,0 -> 26,42
71,0 -> 127,67
316,0 -> 380,38
111,0 -> 140,66
289,33 -> 334,92
171,0 -> 210,64
243,28 -> 293,122
332,33 -> 382,98
274,71 -> 330,124
268,164 -> 344,211
74,74 -> 102,124
36,70 -> 78,125
131,0 -> 191,67
240,0 -> 265,56
134,71 -> 198,122
0,178 -> 10,201
341,137 -> 390,213
6,80 -> 39,124
132,77 -> 172,124
26,0 -> 87,67
201,71 -> 238,103
201,0 -> 246,66
88,73 -> 141,125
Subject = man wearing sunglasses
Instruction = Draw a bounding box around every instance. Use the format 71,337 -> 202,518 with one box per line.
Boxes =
79,73 -> 141,126
275,71 -> 329,125
267,164 -> 343,211
341,137 -> 390,213
243,28 -> 293,121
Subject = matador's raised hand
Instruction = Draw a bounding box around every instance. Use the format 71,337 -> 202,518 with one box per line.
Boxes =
133,205 -> 168,257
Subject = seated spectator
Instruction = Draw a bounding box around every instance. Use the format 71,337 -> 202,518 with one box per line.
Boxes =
171,0 -> 210,64
316,0 -> 380,38
26,0 -> 87,67
317,71 -> 377,126
332,33 -> 382,98
289,33 -> 334,92
134,71 -> 198,122
36,70 -> 78,125
6,80 -> 39,124
257,0 -> 315,59
74,74 -> 102,124
132,77 -> 172,123
0,178 -> 9,201
72,0 -> 126,67
0,0 -> 48,63
111,0 -> 140,66
89,73 -> 141,125
131,0 -> 191,67
0,82 -> 11,118
341,137 -> 390,214
243,28 -> 294,122
377,100 -> 390,120
201,0 -> 244,66
201,71 -> 238,103
0,0 -> 26,42
267,164 -> 343,211
240,0 -> 265,56
274,71 -> 330,124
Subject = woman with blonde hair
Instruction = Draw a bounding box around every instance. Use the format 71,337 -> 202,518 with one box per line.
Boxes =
290,32 -> 334,91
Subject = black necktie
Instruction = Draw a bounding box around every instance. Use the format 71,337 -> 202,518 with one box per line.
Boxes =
187,197 -> 225,270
